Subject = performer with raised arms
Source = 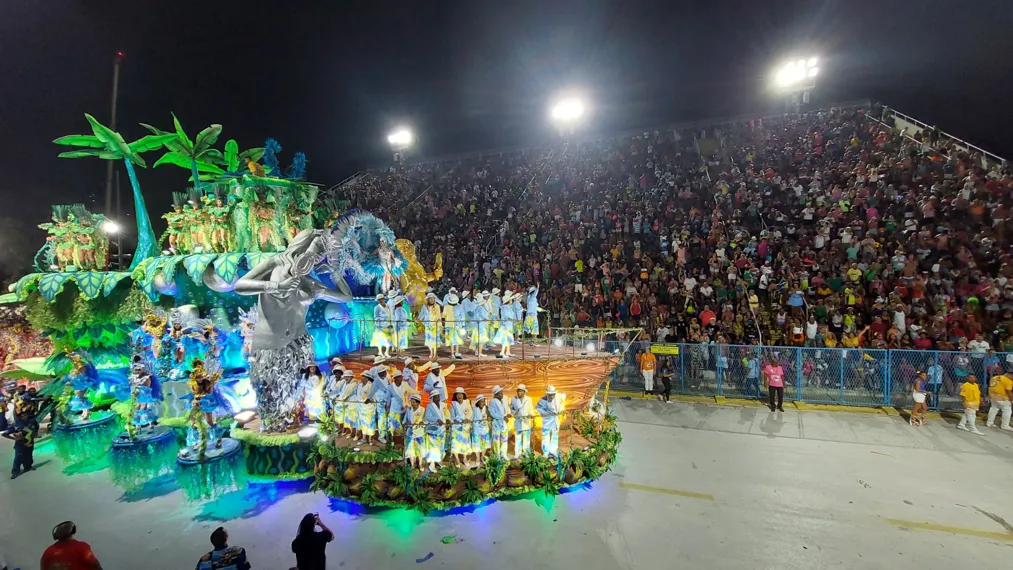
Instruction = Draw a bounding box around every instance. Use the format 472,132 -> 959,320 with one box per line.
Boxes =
524,285 -> 541,337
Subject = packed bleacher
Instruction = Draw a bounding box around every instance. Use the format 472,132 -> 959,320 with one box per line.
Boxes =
332,106 -> 1013,358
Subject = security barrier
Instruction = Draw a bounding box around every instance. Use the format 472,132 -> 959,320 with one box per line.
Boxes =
604,342 -> 1010,411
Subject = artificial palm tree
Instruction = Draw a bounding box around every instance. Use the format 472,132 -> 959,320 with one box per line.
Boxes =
140,114 -> 224,188
53,114 -> 175,270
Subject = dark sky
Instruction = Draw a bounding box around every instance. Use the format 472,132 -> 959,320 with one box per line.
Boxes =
2,0 -> 1013,253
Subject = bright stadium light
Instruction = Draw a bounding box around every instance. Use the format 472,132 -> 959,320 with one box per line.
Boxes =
551,97 -> 586,124
774,57 -> 819,89
387,128 -> 413,148
102,220 -> 121,234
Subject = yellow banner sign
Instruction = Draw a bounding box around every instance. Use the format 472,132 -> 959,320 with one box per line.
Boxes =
650,344 -> 680,355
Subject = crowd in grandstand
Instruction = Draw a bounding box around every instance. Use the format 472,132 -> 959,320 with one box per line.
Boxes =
337,106 -> 1013,357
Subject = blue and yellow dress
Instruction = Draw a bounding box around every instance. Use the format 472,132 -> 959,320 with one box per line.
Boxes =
421,303 -> 442,349
471,402 -> 491,454
450,399 -> 472,455
371,304 -> 392,348
403,403 -> 425,459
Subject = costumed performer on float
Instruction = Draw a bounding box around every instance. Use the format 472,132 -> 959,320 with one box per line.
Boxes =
65,353 -> 99,423
392,295 -> 410,355
355,367 -> 377,446
471,291 -> 491,357
420,293 -> 442,361
487,386 -> 509,460
115,357 -> 162,436
494,290 -> 518,359
471,393 -> 490,465
489,287 -> 503,341
324,357 -> 344,416
235,229 -> 353,432
449,387 -> 472,468
510,383 -> 534,457
387,368 -> 408,442
511,289 -> 524,339
300,364 -> 326,421
403,393 -> 424,469
423,361 -> 452,406
402,357 -> 419,391
184,358 -> 229,456
338,369 -> 358,437
367,361 -> 392,444
535,385 -> 562,458
423,389 -> 447,472
371,293 -> 393,359
443,293 -> 463,359
524,285 -> 541,337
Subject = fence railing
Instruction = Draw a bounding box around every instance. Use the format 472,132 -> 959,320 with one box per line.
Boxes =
603,342 -> 1011,411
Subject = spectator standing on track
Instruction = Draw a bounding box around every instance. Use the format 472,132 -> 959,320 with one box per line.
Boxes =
6,427 -> 33,479
985,370 -> 1013,430
956,375 -> 985,435
639,348 -> 657,395
196,527 -> 251,570
762,356 -> 785,412
41,521 -> 103,570
292,513 -> 335,570
656,356 -> 673,403
910,371 -> 928,427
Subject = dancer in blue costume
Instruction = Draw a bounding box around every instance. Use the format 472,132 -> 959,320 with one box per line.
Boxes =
471,291 -> 491,357
523,285 -> 541,336
493,291 -> 518,358
183,358 -> 232,454
371,293 -> 393,359
65,353 -> 99,422
470,394 -> 491,465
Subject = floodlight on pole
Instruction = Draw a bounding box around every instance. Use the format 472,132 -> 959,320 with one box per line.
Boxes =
102,220 -> 121,234
550,97 -> 586,124
773,57 -> 819,90
387,128 -> 413,149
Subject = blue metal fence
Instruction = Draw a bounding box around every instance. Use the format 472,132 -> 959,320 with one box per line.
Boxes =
604,342 -> 1011,411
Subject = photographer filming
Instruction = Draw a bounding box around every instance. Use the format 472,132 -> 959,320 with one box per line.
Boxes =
291,513 -> 334,570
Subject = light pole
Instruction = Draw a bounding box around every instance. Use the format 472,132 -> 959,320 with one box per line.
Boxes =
105,51 -> 124,217
387,128 -> 414,164
772,56 -> 819,112
550,95 -> 587,137
102,220 -> 122,270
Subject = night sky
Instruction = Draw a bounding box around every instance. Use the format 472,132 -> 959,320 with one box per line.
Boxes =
1,0 -> 1012,272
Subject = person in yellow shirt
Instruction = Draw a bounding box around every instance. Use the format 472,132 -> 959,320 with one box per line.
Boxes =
986,372 -> 1013,430
639,349 -> 657,395
956,375 -> 985,435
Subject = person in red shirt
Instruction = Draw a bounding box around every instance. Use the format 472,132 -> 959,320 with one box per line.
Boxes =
41,521 -> 102,570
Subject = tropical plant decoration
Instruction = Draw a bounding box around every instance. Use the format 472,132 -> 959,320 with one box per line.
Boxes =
53,114 -> 173,269
141,114 -> 224,189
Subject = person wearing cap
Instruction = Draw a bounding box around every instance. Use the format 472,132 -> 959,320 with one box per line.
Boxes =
387,369 -> 408,440
392,295 -> 410,355
423,362 -> 449,405
487,385 -> 510,460
463,289 -> 479,352
449,387 -> 472,467
510,384 -> 534,457
535,386 -> 562,457
510,290 -> 524,339
402,357 -> 419,391
423,390 -> 448,471
489,288 -> 503,339
403,394 -> 425,469
371,293 -> 393,359
443,293 -> 463,358
523,286 -> 541,337
494,291 -> 517,358
421,293 -> 442,361
471,394 -> 491,463
368,365 -> 392,444
354,370 -> 377,445
471,291 -> 491,357
453,293 -> 469,359
334,369 -> 355,433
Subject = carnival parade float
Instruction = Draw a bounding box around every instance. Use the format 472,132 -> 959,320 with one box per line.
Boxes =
8,111 -> 629,512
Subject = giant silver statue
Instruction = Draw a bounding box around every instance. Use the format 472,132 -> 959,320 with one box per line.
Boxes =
235,229 -> 352,431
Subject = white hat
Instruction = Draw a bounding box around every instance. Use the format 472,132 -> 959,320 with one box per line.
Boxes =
461,290 -> 471,298
374,364 -> 388,374
430,389 -> 442,398
426,292 -> 436,300
492,288 -> 501,295
454,386 -> 466,395
373,355 -> 387,364
475,394 -> 486,402
389,295 -> 404,306
481,290 -> 490,296
403,357 -> 414,365
392,368 -> 403,377
431,361 -> 441,369
410,393 -> 422,403
329,357 -> 342,365
376,293 -> 385,300
449,287 -> 458,294
517,383 -> 527,392
546,385 -> 557,395
447,294 -> 460,305
504,289 -> 513,298
492,385 -> 503,394
342,369 -> 353,377
426,286 -> 433,293
528,285 -> 537,292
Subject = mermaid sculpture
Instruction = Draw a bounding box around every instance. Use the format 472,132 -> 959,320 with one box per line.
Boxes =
235,229 -> 353,431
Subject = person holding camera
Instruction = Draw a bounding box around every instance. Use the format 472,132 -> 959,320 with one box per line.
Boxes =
292,513 -> 334,570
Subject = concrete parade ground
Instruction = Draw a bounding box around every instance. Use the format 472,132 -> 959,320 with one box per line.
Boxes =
2,399 -> 1013,569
